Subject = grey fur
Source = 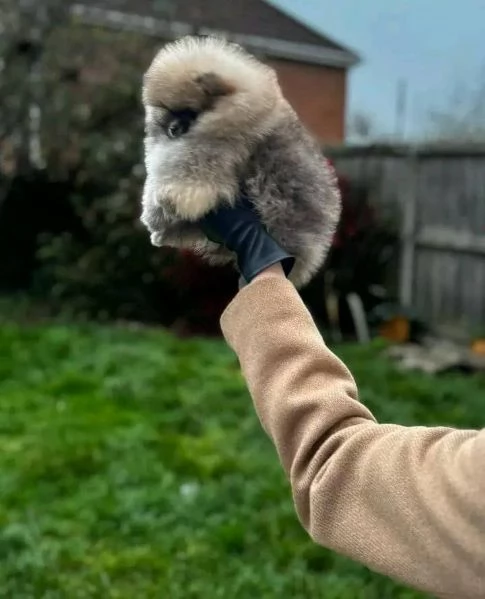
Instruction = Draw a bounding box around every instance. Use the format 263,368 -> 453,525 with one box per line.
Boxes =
140,35 -> 341,288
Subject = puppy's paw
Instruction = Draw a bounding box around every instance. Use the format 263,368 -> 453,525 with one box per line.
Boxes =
150,231 -> 164,247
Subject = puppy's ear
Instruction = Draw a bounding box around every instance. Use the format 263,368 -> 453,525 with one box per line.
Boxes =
195,72 -> 235,98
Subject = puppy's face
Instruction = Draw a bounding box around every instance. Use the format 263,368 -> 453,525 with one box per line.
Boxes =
141,36 -> 283,221
143,72 -> 236,147
142,36 -> 281,146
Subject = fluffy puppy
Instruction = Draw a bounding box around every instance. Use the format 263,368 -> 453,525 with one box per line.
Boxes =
140,35 -> 341,288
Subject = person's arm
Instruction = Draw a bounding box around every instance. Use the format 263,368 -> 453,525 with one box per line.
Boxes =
220,267 -> 485,599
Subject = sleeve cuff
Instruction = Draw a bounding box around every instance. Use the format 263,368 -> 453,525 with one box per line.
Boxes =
220,274 -> 309,349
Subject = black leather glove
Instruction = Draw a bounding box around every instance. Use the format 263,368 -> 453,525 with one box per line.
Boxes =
199,194 -> 295,284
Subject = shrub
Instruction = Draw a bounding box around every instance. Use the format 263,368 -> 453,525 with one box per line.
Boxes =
0,8 -> 398,336
0,12 -> 236,333
301,165 -> 400,337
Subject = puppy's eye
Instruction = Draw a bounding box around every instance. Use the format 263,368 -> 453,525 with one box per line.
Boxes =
162,108 -> 198,139
167,119 -> 189,139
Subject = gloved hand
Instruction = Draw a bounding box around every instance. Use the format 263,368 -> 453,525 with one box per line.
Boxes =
199,194 -> 295,285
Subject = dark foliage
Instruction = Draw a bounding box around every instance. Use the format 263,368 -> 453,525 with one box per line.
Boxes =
301,165 -> 400,337
0,6 -> 398,337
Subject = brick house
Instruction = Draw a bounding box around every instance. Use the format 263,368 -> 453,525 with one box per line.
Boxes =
71,0 -> 359,142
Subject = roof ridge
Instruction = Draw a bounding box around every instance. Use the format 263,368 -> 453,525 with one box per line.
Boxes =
70,0 -> 360,67
263,0 -> 359,59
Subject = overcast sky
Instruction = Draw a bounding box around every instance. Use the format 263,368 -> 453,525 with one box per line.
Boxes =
273,0 -> 485,139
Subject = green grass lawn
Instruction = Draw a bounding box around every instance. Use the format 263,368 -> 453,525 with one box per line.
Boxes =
0,321 -> 483,598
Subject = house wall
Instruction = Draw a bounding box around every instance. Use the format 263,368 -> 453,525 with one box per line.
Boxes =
267,59 -> 347,143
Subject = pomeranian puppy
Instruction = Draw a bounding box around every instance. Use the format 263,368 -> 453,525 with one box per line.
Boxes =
140,35 -> 341,288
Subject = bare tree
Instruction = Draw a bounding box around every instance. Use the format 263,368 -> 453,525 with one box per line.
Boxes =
0,0 -> 67,177
425,70 -> 485,142
347,111 -> 379,143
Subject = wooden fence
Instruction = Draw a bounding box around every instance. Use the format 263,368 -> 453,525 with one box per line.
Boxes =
326,144 -> 485,335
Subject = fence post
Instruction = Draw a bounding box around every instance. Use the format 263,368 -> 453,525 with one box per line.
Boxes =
399,150 -> 419,308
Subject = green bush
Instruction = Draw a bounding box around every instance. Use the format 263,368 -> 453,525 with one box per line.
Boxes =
32,26 -> 182,325
0,18 -> 239,332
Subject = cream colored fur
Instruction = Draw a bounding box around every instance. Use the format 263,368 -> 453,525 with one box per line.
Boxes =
159,181 -> 235,220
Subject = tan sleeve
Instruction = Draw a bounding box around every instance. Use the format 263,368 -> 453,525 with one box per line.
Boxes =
220,274 -> 485,599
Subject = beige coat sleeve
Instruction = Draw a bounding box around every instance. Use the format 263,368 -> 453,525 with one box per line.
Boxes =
220,273 -> 485,599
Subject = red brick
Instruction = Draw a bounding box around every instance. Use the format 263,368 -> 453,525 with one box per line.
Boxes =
268,59 -> 347,143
